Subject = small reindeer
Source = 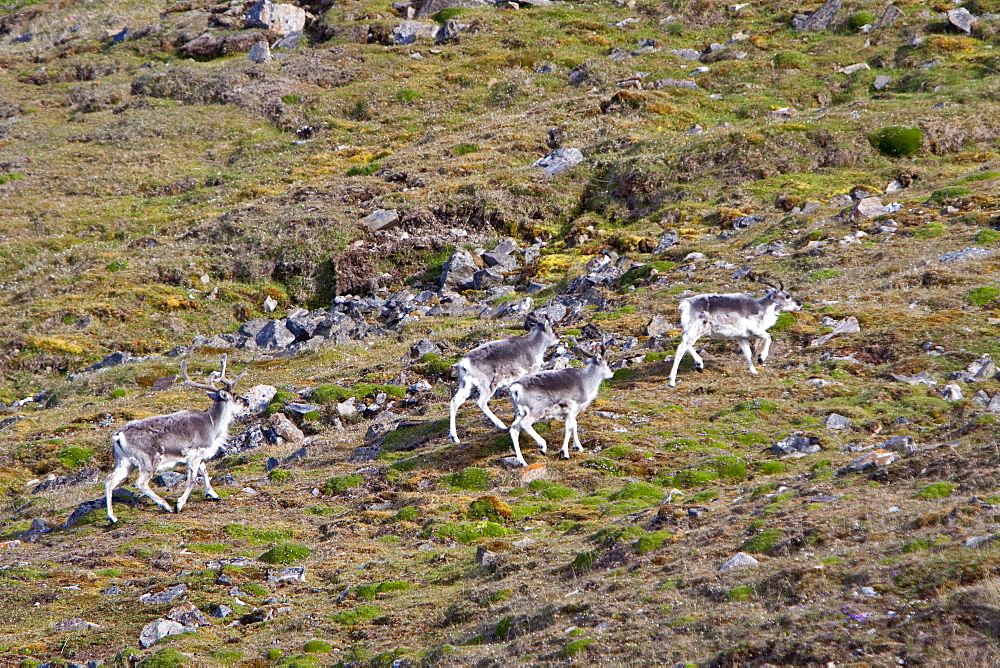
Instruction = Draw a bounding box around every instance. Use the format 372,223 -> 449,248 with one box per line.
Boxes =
668,279 -> 800,387
449,315 -> 559,444
104,355 -> 248,524
507,339 -> 613,466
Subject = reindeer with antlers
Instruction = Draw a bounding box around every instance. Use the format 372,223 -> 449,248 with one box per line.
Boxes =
104,355 -> 248,524
667,278 -> 800,387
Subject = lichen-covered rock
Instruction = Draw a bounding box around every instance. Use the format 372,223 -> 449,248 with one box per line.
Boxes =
245,0 -> 306,35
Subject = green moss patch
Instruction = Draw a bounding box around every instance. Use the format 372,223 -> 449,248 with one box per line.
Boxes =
918,482 -> 954,499
727,585 -> 754,602
619,261 -> 678,286
222,523 -> 294,544
612,482 -> 665,504
354,581 -> 410,600
914,221 -> 946,239
967,286 -> 999,306
869,126 -> 922,157
332,604 -> 382,625
442,467 -> 492,491
259,543 -> 311,564
428,520 -> 514,543
581,458 -> 624,475
303,640 -> 332,654
323,474 -> 364,495
741,529 -> 784,554
635,530 -> 673,554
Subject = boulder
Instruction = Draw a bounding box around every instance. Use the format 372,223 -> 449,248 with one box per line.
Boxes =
873,75 -> 892,91
139,619 -> 189,648
245,0 -> 306,35
472,267 -> 505,291
242,385 -> 278,413
441,248 -> 479,291
168,602 -> 211,627
645,314 -> 670,338
823,413 -> 852,430
653,229 -> 678,254
850,197 -> 885,222
139,584 -> 188,605
54,617 -> 100,632
792,0 -> 842,31
532,148 -> 583,177
879,4 -> 903,27
256,320 -> 296,349
269,413 -> 305,442
772,434 -> 821,456
248,40 -> 272,63
948,7 -> 976,34
267,566 -> 307,585
361,208 -> 399,232
392,20 -> 439,44
719,552 -> 759,572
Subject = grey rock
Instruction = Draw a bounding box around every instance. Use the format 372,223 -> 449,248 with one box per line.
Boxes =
482,297 -> 533,320
255,320 -> 296,349
879,4 -> 903,27
846,450 -> 898,471
772,433 -> 821,456
32,468 -> 100,494
732,215 -> 764,230
948,7 -> 976,34
267,566 -> 306,585
965,534 -> 1000,548
475,546 -> 497,566
532,148 -> 583,177
988,394 -> 1000,414
269,413 -> 305,442
392,20 -> 439,44
952,354 -> 996,383
85,351 -> 131,373
286,402 -> 322,415
482,250 -> 519,270
792,0 -> 842,31
939,247 -> 994,264
824,413 -> 852,430
153,471 -> 186,488
103,584 -> 122,597
472,267 -> 505,290
493,237 -> 519,255
881,435 -> 917,455
645,314 -> 670,338
670,48 -> 701,60
167,602 -> 211,627
436,19 -> 462,44
408,379 -> 433,393
272,30 -> 302,49
248,40 -> 272,63
361,209 -> 399,232
139,619 -> 188,648
850,197 -> 885,221
139,584 -> 188,605
441,248 -> 479,291
210,604 -> 232,618
410,338 -> 440,359
652,77 -> 699,90
891,371 -> 937,386
909,33 -> 924,47
245,0 -> 305,34
242,385 -> 277,414
54,617 -> 100,632
940,384 -> 964,401
654,229 -> 678,254
973,389 -> 991,407
239,318 -> 270,338
829,193 -> 853,208
873,75 -> 892,91
719,552 -> 759,572
526,282 -> 550,294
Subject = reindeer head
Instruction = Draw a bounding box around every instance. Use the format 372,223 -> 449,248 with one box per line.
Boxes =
525,313 -> 560,349
569,336 -> 614,381
180,354 -> 249,407
758,277 -> 801,312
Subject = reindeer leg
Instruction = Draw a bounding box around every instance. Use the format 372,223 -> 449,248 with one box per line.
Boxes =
737,339 -> 759,375
175,459 -> 200,513
668,341 -> 688,388
199,462 -> 219,500
477,381 -> 507,430
509,420 -> 528,467
104,459 -> 133,524
449,377 -> 475,444
561,405 -> 581,459
756,331 -> 773,365
134,469 -> 175,514
570,408 -> 585,453
520,420 -> 548,455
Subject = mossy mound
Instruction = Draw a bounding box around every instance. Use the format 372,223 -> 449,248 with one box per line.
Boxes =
354,581 -> 410,600
612,482 -> 665,504
869,126 -> 922,157
323,474 -> 363,495
303,640 -> 332,654
259,543 -> 311,564
918,482 -> 954,499
741,529 -> 784,554
443,467 -> 493,491
468,495 -> 514,521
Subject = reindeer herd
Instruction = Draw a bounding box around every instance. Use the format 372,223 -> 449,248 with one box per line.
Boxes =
104,279 -> 801,524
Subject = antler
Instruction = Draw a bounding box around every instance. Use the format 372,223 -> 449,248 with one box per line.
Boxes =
757,276 -> 780,291
181,355 -> 248,392
180,360 -> 222,392
214,354 -> 248,391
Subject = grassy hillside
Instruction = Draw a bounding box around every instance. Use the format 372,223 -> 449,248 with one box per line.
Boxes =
3,0 -> 1000,664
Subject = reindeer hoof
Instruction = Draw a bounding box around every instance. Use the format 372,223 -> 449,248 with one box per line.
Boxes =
450,435 -> 461,445
695,366 -> 704,373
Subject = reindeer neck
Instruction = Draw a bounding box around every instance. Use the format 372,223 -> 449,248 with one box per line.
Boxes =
206,397 -> 235,432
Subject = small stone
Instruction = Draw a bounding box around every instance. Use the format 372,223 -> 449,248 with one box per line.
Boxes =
360,209 -> 399,232
879,5 -> 903,27
269,413 -> 305,442
139,584 -> 188,605
824,413 -> 852,430
874,75 -> 892,91
499,456 -> 525,469
846,449 -> 898,471
881,435 -> 917,455
940,384 -> 964,401
267,566 -> 307,585
168,602 -> 211,627
336,399 -> 357,417
669,48 -> 702,60
475,546 -> 497,565
645,313 -> 670,338
519,462 -> 547,483
54,617 -> 100,632
408,379 -> 432,393
850,197 -> 885,222
248,40 -> 272,63
532,148 -> 583,177
948,7 -> 976,34
719,552 -> 759,572
838,63 -> 869,75
262,296 -> 278,313
245,0 -> 306,35
791,0 -> 842,31
211,604 -> 232,618
654,229 -> 678,254
138,619 -> 188,648
242,385 -> 277,414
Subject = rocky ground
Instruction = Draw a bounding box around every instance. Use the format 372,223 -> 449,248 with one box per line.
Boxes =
3,0 -> 1000,665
